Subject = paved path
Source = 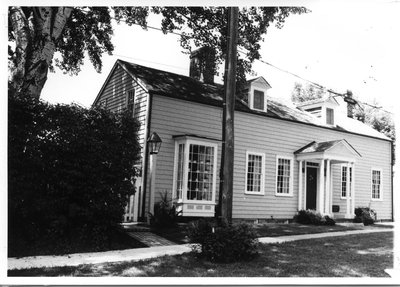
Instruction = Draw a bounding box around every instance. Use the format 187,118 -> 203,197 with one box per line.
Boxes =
8,228 -> 393,270
127,231 -> 176,246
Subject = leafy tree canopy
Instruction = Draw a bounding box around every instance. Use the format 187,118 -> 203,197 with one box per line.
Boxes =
8,6 -> 308,99
291,82 -> 325,103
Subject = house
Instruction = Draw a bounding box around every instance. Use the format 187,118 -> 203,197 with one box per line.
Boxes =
93,49 -> 393,222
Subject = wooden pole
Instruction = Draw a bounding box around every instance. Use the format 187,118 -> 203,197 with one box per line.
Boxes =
220,7 -> 239,223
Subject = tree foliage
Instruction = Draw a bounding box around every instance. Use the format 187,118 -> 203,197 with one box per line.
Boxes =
8,6 -> 308,99
291,82 -> 325,103
8,92 -> 141,256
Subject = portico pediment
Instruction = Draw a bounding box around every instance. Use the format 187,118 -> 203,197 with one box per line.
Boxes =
294,139 -> 361,163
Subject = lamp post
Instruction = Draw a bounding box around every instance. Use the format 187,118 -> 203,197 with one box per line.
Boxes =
147,132 -> 162,224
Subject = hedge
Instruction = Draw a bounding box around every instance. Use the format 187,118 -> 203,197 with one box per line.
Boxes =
8,93 -> 141,256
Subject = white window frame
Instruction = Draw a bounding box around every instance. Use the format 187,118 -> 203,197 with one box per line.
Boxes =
275,155 -> 294,197
249,86 -> 267,112
340,164 -> 352,199
371,168 -> 383,201
326,107 -> 334,125
245,151 -> 265,195
172,138 -> 218,204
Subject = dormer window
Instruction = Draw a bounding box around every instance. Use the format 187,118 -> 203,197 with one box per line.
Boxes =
249,87 -> 267,112
246,77 -> 271,112
297,96 -> 339,126
326,108 -> 334,125
253,90 -> 265,110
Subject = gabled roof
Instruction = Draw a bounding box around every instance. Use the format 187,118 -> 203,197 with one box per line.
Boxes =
295,139 -> 362,162
247,76 -> 272,89
297,95 -> 339,108
295,139 -> 361,158
94,60 -> 391,142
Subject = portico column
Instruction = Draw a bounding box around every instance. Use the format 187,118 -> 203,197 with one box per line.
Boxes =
318,159 -> 325,213
298,160 -> 303,211
345,162 -> 352,218
324,159 -> 331,215
351,162 -> 355,216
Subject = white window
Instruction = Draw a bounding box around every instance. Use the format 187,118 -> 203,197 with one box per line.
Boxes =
173,139 -> 218,203
371,168 -> 382,200
245,152 -> 265,195
276,156 -> 293,196
326,108 -> 334,125
341,165 -> 352,198
126,89 -> 135,116
249,88 -> 267,112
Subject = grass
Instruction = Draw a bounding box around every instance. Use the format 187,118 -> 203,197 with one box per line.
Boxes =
8,231 -> 393,277
152,221 -> 383,244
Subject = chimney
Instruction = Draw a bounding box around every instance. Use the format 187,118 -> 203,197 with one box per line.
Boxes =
344,90 -> 357,118
189,47 -> 215,84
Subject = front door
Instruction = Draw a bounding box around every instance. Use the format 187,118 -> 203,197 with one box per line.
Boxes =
306,167 -> 318,210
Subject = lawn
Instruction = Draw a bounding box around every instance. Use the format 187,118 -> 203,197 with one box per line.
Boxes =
152,222 -> 386,244
8,231 -> 393,277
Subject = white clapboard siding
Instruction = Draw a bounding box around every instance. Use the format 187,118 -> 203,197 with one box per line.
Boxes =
149,95 -> 392,220
95,64 -> 149,221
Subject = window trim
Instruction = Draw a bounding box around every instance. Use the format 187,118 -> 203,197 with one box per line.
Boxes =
244,151 -> 265,195
275,155 -> 294,197
371,167 -> 383,201
340,164 -> 353,199
249,86 -> 267,112
326,107 -> 335,125
126,89 -> 136,116
172,138 -> 218,204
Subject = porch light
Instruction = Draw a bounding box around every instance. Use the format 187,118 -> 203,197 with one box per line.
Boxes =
147,132 -> 162,154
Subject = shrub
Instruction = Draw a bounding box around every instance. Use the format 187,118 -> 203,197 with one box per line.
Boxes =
293,209 -> 335,226
187,219 -> 259,263
354,207 -> 376,226
8,93 -> 141,256
149,191 -> 181,228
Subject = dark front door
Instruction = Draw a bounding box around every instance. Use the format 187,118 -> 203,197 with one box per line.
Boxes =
306,167 -> 318,210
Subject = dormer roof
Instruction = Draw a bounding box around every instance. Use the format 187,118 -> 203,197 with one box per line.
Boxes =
297,95 -> 339,108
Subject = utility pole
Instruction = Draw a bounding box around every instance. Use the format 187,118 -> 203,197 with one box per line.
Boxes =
219,7 -> 238,224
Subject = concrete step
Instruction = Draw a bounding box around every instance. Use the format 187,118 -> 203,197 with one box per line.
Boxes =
126,232 -> 176,247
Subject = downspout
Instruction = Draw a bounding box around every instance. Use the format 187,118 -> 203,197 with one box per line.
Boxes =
391,140 -> 394,222
141,92 -> 153,220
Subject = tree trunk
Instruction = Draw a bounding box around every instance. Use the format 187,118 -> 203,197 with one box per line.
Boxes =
9,7 -> 72,99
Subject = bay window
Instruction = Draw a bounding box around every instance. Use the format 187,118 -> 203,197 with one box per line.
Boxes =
173,136 -> 218,216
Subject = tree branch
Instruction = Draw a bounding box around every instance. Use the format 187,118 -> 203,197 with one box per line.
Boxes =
9,6 -> 31,91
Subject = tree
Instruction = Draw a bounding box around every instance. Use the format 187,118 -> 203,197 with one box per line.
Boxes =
9,6 -> 308,99
291,82 -> 325,103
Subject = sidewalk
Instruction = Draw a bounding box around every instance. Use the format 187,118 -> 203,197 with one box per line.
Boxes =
8,227 -> 393,270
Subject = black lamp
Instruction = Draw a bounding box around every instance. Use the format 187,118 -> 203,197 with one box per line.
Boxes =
147,132 -> 162,154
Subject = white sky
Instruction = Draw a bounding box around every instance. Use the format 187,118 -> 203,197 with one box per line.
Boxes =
39,3 -> 400,116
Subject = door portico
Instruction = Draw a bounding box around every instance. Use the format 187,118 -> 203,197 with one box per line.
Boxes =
295,140 -> 361,218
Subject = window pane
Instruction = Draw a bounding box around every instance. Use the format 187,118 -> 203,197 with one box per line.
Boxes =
175,144 -> 185,200
253,90 -> 264,110
372,170 -> 381,199
277,158 -> 291,194
247,154 -> 263,192
326,108 -> 334,125
187,144 -> 214,201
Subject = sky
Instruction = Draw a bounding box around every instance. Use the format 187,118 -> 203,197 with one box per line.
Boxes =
38,2 -> 400,117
